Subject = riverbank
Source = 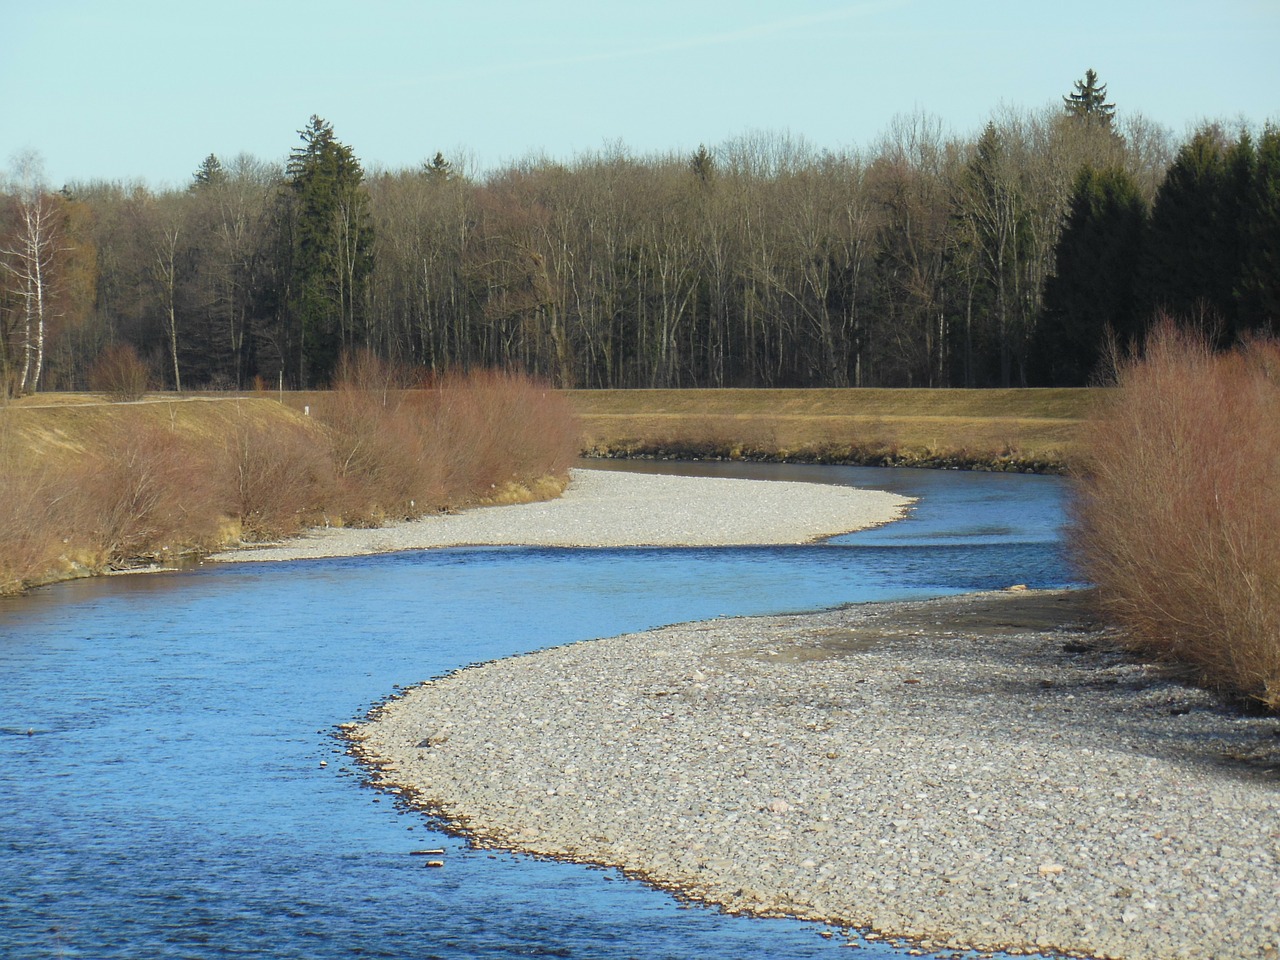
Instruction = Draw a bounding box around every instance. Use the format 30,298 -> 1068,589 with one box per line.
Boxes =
355,588 -> 1280,960
566,387 -> 1096,474
208,467 -> 913,561
0,373 -> 580,593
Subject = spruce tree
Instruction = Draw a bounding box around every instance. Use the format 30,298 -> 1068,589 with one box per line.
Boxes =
1034,165 -> 1147,384
284,116 -> 373,385
1140,126 -> 1243,340
1063,69 -> 1116,128
424,151 -> 453,183
191,154 -> 226,190
689,144 -> 715,185
1237,124 -> 1280,332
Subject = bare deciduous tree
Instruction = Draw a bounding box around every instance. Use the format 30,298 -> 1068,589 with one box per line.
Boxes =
1,152 -> 63,395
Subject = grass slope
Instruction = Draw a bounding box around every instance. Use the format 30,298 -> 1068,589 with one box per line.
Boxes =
1,374 -> 580,594
565,387 -> 1100,472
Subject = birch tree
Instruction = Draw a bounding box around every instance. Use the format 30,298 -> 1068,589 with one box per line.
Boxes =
1,153 -> 63,395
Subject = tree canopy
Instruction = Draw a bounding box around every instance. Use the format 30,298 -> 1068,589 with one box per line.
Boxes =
1063,69 -> 1116,128
1034,165 -> 1147,384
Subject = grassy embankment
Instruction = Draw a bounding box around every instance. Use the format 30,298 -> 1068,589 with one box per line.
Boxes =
566,387 -> 1097,473
0,382 -> 1092,594
1074,325 -> 1280,710
0,367 -> 579,595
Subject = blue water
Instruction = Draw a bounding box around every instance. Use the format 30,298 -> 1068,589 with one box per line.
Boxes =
0,464 -> 1076,959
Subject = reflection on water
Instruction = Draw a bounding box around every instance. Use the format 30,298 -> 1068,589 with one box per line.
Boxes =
0,463 -> 1076,959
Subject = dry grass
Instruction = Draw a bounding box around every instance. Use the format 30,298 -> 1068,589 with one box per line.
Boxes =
0,362 -> 580,594
566,387 -> 1095,470
1073,323 -> 1280,709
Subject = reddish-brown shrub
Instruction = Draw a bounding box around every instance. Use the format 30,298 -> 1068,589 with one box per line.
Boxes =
0,356 -> 579,592
87,345 -> 150,401
72,420 -> 224,566
421,368 -> 580,501
0,461 -> 71,592
1073,321 -> 1280,708
315,353 -> 438,524
315,353 -> 579,521
220,416 -> 337,540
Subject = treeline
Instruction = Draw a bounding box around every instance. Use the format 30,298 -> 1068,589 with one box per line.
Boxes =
2,77 -> 1277,392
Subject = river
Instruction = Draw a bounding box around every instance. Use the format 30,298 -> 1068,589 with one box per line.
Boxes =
0,463 -> 1075,959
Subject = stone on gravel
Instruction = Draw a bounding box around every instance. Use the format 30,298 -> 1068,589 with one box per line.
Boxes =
354,589 -> 1280,960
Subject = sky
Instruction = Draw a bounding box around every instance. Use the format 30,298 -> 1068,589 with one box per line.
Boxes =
4,0 -> 1278,190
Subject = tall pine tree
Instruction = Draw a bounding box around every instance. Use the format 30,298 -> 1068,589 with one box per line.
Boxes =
1034,165 -> 1147,384
1237,124 -> 1279,333
1140,126 -> 1248,341
1063,69 -> 1116,128
283,116 -> 373,385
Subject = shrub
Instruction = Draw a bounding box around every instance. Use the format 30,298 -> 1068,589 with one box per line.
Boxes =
317,352 -> 438,524
1072,321 -> 1280,709
72,420 -> 224,566
88,345 -> 150,401
420,368 -> 580,502
0,357 -> 580,592
0,460 -> 69,592
220,416 -> 336,540
315,353 -> 580,522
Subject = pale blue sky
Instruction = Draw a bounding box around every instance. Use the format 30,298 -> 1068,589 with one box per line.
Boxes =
4,0 -> 1278,190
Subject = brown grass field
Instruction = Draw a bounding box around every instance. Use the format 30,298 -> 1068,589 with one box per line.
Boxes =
564,387 -> 1101,471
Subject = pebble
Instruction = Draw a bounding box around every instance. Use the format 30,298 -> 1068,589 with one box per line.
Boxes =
208,468 -> 912,561
354,589 -> 1280,960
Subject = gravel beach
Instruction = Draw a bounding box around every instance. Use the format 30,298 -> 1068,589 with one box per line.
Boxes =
208,467 -> 912,561
355,589 -> 1280,960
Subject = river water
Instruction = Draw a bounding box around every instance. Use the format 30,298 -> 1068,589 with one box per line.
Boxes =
0,463 -> 1076,959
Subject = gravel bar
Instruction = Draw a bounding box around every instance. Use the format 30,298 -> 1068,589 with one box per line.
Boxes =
354,590 -> 1280,960
208,467 -> 911,561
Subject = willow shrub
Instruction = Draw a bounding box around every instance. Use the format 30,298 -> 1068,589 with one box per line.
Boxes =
316,355 -> 580,524
222,416 -> 337,540
1073,322 -> 1280,709
0,461 -> 69,592
0,362 -> 580,593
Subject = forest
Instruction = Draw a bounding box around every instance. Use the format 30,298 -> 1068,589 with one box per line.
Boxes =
2,72 -> 1277,394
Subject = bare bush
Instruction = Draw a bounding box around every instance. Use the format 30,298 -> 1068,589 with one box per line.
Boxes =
88,345 -> 150,401
1073,321 -> 1280,709
0,359 -> 579,592
317,354 -> 579,522
221,416 -> 336,540
72,421 -> 224,566
422,368 -> 581,502
0,461 -> 71,592
317,352 -> 437,524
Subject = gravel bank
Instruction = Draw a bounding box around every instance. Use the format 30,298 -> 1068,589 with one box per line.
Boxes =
355,590 -> 1280,960
208,467 -> 911,561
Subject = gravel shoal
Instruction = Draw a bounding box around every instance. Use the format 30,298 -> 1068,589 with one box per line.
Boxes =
354,590 -> 1280,960
208,468 -> 911,562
